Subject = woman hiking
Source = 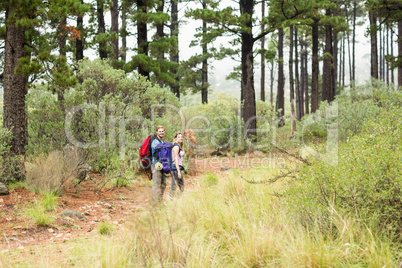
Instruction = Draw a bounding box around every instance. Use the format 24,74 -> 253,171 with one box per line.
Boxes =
170,131 -> 185,197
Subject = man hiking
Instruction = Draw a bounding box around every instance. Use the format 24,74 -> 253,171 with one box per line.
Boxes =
151,125 -> 166,204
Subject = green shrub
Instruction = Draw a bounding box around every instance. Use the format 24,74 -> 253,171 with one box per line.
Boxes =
183,93 -> 243,149
289,107 -> 402,236
298,80 -> 402,144
0,127 -> 23,184
0,127 -> 12,156
26,85 -> 65,156
26,59 -> 181,177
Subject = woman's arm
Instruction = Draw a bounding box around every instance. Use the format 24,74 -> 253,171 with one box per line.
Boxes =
173,146 -> 182,179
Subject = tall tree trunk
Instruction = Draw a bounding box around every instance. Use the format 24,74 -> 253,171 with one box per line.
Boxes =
322,14 -> 331,102
352,1 -> 356,85
391,25 -> 394,85
311,20 -> 319,112
382,26 -> 386,81
270,61 -> 274,106
369,11 -> 378,79
170,0 -> 180,98
111,0 -> 119,60
338,33 -> 342,86
300,41 -> 306,116
333,30 -> 338,99
137,0 -> 150,79
97,0 -> 107,59
295,26 -> 302,120
156,0 -> 165,88
3,5 -> 28,157
399,20 -> 402,88
260,0 -> 266,102
386,26 -> 389,84
240,0 -> 257,139
76,0 -> 84,61
289,25 -> 296,137
379,23 -> 383,80
121,1 -> 128,62
201,1 -> 208,104
304,45 -> 309,115
342,32 -> 346,86
323,9 -> 335,103
347,27 -> 352,87
58,17 -> 67,113
276,27 -> 285,126
58,17 -> 67,57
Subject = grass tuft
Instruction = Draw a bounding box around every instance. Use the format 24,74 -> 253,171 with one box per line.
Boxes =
98,221 -> 115,236
202,172 -> 218,187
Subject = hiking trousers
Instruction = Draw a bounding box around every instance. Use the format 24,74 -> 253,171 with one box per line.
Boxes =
151,164 -> 166,204
170,170 -> 184,197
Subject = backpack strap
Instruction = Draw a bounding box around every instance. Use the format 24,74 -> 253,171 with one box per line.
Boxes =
171,143 -> 182,170
152,137 -> 163,158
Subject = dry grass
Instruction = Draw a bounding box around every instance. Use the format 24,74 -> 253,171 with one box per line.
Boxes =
25,148 -> 83,194
5,158 -> 400,267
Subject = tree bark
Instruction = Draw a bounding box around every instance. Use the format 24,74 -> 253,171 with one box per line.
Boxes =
341,32 -> 345,86
240,0 -> 257,139
111,0 -> 119,60
170,0 -> 180,98
369,11 -> 378,79
382,26 -> 386,82
399,20 -> 402,89
260,0 -> 265,102
58,17 -> 67,57
121,4 -> 127,62
156,0 -> 165,88
137,0 -> 150,79
276,27 -> 285,126
97,0 -> 107,59
379,24 -> 383,80
386,26 -> 389,84
300,41 -> 306,117
304,46 -> 309,115
76,0 -> 84,61
333,30 -> 338,98
3,5 -> 28,156
201,1 -> 208,104
311,20 -> 319,112
347,26 -> 352,87
270,61 -> 274,106
391,24 -> 394,85
352,1 -> 356,85
322,15 -> 331,102
295,26 -> 302,120
289,25 -> 296,137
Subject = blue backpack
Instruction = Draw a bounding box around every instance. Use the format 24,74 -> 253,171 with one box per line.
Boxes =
155,143 -> 173,173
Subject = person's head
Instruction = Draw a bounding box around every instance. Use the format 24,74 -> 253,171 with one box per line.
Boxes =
173,131 -> 184,147
156,125 -> 165,140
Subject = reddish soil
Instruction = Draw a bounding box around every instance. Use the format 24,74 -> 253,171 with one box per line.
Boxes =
0,174 -> 152,252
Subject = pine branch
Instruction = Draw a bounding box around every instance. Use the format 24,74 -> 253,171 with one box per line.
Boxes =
271,143 -> 311,165
240,169 -> 298,185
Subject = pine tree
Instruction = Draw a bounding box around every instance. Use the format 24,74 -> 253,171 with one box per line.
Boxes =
184,0 -> 223,104
1,0 -> 85,168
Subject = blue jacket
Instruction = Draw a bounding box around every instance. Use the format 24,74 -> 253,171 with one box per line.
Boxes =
151,138 -> 163,164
